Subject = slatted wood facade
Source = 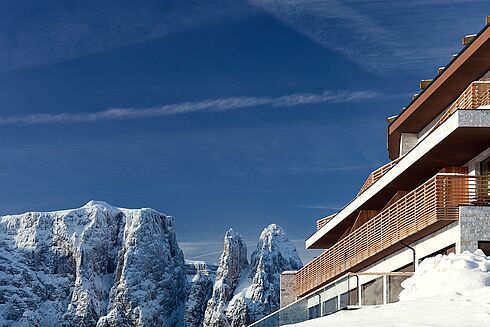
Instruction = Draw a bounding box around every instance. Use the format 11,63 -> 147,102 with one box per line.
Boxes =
296,171 -> 490,297
358,158 -> 401,196
436,81 -> 490,128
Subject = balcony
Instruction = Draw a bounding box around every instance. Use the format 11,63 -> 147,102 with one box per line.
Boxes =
296,170 -> 490,297
307,85 -> 490,249
357,81 -> 489,198
388,23 -> 490,160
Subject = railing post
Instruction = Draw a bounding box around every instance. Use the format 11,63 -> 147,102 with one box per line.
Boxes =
357,276 -> 362,307
336,281 -> 341,311
318,292 -> 323,317
383,275 -> 388,305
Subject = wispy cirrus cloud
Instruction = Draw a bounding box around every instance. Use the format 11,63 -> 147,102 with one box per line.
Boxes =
182,238 -> 321,264
249,0 -> 486,75
181,240 -> 256,262
0,1 -> 251,72
0,89 -> 383,125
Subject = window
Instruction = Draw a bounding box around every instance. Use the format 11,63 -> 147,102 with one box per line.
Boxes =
308,304 -> 320,319
479,158 -> 490,202
361,277 -> 384,305
478,241 -> 490,256
481,157 -> 490,176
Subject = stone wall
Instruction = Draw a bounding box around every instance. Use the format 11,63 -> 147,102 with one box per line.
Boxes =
459,206 -> 490,253
280,271 -> 297,308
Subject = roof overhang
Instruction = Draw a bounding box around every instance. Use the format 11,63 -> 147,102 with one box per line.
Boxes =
307,109 -> 490,249
388,23 -> 490,160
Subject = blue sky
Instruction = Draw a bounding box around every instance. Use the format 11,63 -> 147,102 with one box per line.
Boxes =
0,0 -> 488,264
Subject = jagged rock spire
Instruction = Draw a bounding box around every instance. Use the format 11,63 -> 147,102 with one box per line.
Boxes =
204,229 -> 248,327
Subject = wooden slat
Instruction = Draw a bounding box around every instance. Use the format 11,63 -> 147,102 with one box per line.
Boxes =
358,158 -> 402,196
381,191 -> 408,211
316,214 -> 336,230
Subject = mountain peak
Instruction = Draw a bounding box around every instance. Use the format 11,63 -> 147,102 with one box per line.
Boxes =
83,200 -> 116,209
225,228 -> 239,239
260,223 -> 284,239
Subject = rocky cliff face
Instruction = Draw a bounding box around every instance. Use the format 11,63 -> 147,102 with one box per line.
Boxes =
185,272 -> 214,327
204,229 -> 249,327
205,224 -> 303,327
0,201 -> 187,327
184,261 -> 217,327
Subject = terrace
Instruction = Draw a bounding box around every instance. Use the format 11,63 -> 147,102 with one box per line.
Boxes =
309,77 -> 490,249
355,80 -> 490,199
298,169 -> 490,297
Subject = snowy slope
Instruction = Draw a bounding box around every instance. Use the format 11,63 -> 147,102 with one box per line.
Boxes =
287,250 -> 490,327
0,201 -> 187,327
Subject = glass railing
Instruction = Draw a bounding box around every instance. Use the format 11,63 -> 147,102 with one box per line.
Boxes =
250,272 -> 413,327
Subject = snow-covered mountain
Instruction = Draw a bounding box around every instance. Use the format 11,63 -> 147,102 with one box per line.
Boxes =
0,201 -> 302,327
205,224 -> 303,327
0,201 -> 187,326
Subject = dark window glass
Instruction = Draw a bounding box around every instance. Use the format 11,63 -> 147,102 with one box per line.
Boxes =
479,158 -> 490,203
478,241 -> 490,256
481,157 -> 490,175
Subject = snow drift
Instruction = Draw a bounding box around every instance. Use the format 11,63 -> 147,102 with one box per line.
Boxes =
400,249 -> 490,300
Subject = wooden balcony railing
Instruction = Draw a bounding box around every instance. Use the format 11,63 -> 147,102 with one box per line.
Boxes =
359,81 -> 490,198
358,158 -> 401,196
316,214 -> 336,230
296,172 -> 490,297
435,80 -> 490,129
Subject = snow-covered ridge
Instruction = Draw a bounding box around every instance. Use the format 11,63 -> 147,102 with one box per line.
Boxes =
0,200 -> 186,327
204,228 -> 249,327
184,261 -> 216,327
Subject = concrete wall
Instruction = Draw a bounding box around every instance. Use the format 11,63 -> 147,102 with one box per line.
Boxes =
459,206 -> 490,252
